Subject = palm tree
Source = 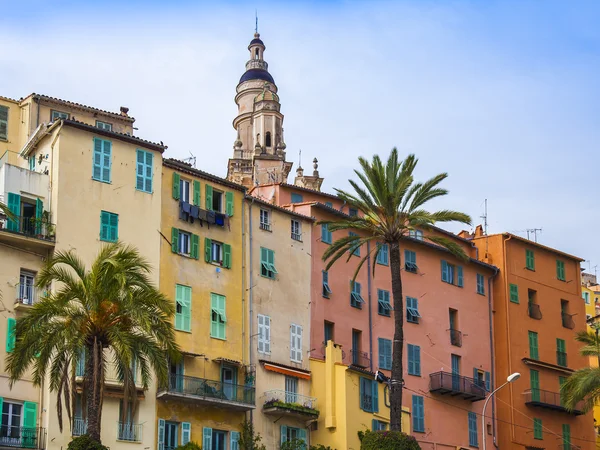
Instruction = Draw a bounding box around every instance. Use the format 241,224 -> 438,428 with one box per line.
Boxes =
561,329 -> 600,413
6,242 -> 181,443
321,149 -> 471,430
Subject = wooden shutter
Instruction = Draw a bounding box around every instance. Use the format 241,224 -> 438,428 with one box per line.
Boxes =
225,191 -> 234,216
23,401 -> 37,429
378,338 -> 385,368
510,284 -> 519,303
172,172 -> 180,199
6,317 -> 16,352
181,422 -> 191,445
297,429 -> 307,444
157,419 -> 165,450
414,345 -> 421,375
257,315 -> 264,353
205,185 -> 213,210
182,286 -> 191,332
171,228 -> 179,253
230,431 -> 240,450
174,285 -> 184,331
485,371 -> 491,391
193,180 -> 201,206
264,316 -> 271,353
210,294 -> 218,338
204,238 -> 212,262
101,140 -> 112,183
218,295 -> 226,339
468,412 -> 477,446
35,198 -> 43,234
93,138 -> 102,180
529,332 -> 539,359
191,234 -> 199,260
359,377 -> 366,411
223,244 -> 231,269
290,324 -> 297,361
280,425 -> 287,445
441,260 -> 448,282
202,428 -> 212,450
6,192 -> 21,232
457,266 -> 464,287
109,213 -> 118,242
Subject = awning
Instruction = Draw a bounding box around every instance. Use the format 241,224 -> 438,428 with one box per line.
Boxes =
213,357 -> 242,367
261,361 -> 311,380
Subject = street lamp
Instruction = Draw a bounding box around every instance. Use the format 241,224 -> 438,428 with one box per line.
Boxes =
482,372 -> 520,450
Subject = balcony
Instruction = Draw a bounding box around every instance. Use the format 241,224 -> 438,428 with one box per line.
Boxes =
157,374 -> 255,411
117,422 -> 142,442
429,372 -> 486,402
350,350 -> 370,368
14,284 -> 42,311
0,215 -> 55,249
259,222 -> 271,231
263,390 -> 319,419
562,313 -> 575,329
72,418 -> 87,437
528,303 -> 542,320
524,389 -> 584,415
449,329 -> 462,347
0,426 -> 46,449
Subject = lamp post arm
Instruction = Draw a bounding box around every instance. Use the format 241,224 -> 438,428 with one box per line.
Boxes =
482,381 -> 509,450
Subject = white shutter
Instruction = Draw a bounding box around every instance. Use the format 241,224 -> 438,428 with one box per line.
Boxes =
257,315 -> 264,353
296,325 -> 303,362
290,324 -> 296,361
264,316 -> 271,353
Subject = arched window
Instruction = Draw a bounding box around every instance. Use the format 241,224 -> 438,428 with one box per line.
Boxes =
255,49 -> 259,59
265,132 -> 272,147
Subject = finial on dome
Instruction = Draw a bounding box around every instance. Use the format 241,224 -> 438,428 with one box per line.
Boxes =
313,158 -> 319,176
233,127 -> 242,149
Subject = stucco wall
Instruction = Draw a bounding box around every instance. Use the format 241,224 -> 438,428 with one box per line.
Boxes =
0,97 -> 22,156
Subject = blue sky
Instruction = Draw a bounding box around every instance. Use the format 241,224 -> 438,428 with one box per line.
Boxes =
2,1 -> 599,268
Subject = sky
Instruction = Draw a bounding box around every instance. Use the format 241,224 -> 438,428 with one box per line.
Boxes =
2,0 -> 599,268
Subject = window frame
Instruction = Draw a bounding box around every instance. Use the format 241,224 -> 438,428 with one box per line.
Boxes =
178,230 -> 191,256
377,289 -> 391,317
212,189 -> 224,213
95,120 -> 113,131
405,250 -> 417,273
179,178 -> 190,204
406,296 -> 420,323
259,209 -> 271,231
322,270 -> 332,298
260,247 -> 277,279
50,110 -> 70,121
350,280 -> 365,309
92,137 -> 112,183
476,273 -> 485,295
291,219 -> 302,241
210,240 -> 223,264
377,244 -> 389,266
135,149 -> 153,193
290,323 -> 303,363
100,211 -> 118,242
290,193 -> 304,203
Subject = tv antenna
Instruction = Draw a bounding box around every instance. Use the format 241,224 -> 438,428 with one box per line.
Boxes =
183,151 -> 197,168
526,228 -> 542,242
480,199 -> 489,256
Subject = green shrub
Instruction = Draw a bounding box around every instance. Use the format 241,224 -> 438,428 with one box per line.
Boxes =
67,435 -> 109,450
310,445 -> 336,450
281,438 -> 307,450
238,420 -> 266,450
175,442 -> 202,450
359,429 -> 421,450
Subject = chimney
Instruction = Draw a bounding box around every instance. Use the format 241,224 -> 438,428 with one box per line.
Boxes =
120,106 -> 130,116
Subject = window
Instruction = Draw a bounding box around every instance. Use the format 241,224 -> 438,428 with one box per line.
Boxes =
533,418 -> 543,440
474,369 -> 485,388
1,401 -> 33,443
378,338 -> 392,370
257,314 -> 271,353
325,201 -> 333,208
557,338 -> 567,367
405,250 -> 417,273
530,369 -> 540,401
583,291 -> 590,305
212,189 -> 223,213
291,220 -> 301,241
18,270 -> 36,305
321,224 -> 332,244
210,293 -> 226,340
5,317 -> 16,353
407,344 -> 421,376
372,420 -> 387,431
177,178 -> 190,203
324,321 -> 334,344
509,284 -> 519,303
350,281 -> 365,309
556,260 -> 566,281
290,324 -> 302,362
290,193 -> 304,203
171,228 -> 194,257
100,211 -> 118,242
476,274 -> 485,295
260,247 -> 277,279
562,424 -> 571,450
285,376 -> 298,403
378,289 -> 391,316
265,132 -> 272,147
468,412 -> 478,447
204,238 -> 230,268
0,105 -> 8,140
259,209 -> 271,231
349,207 -> 358,217
441,260 -> 463,287
96,121 -> 113,131
349,232 -> 360,256
175,285 -> 191,332
136,149 -> 153,193
526,249 -> 535,270
377,244 -> 389,265
322,271 -> 332,298
359,377 -> 378,412
29,156 -> 35,171
280,426 -> 306,446
409,229 -> 424,240
528,331 -> 539,360
412,395 -> 424,433
92,137 -> 112,183
406,297 -> 420,323
202,427 -> 233,450
51,110 -> 69,121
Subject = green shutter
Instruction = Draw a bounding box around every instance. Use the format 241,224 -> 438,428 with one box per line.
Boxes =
457,266 -> 463,287
191,234 -> 199,260
557,260 -> 566,281
223,244 -> 231,269
562,424 -> 570,450
172,172 -> 180,199
171,228 -> 179,253
372,381 -> 379,413
205,185 -> 213,210
175,285 -> 183,331
509,284 -> 519,303
193,180 -> 201,206
23,401 -> 37,428
225,191 -> 234,216
526,249 -> 535,270
35,198 -> 43,234
6,317 -> 16,352
530,369 -> 540,402
533,418 -> 542,439
280,425 -> 287,444
204,238 -> 212,262
6,192 -> 21,232
529,331 -> 539,360
109,213 -> 118,242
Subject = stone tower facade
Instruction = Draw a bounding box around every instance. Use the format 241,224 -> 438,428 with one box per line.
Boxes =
226,33 -> 293,188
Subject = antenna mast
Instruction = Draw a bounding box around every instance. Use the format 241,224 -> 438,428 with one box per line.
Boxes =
182,151 -> 197,168
480,199 -> 489,256
526,228 -> 542,243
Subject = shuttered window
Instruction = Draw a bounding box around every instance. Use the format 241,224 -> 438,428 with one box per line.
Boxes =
210,293 -> 226,340
378,289 -> 391,317
95,120 -> 112,131
349,232 -> 360,256
322,271 -> 332,298
441,261 -> 462,286
405,250 -> 417,273
406,297 -> 420,323
562,424 -> 571,450
556,260 -> 566,281
6,317 -> 16,352
225,192 -> 234,216
407,344 -> 421,376
557,338 -> 567,366
136,149 -> 153,193
468,412 -> 478,447
351,281 -> 365,309
321,224 -> 332,244
533,418 -> 542,440
359,377 -> 378,413
412,395 -> 424,432
181,423 -> 191,445
290,324 -> 303,362
92,138 -> 112,183
174,284 -> 191,332
260,247 -> 277,279
477,274 -> 485,295
257,314 -> 271,354
526,249 -> 535,270
509,284 -> 519,303
529,331 -> 539,360
0,105 -> 8,140
100,211 -> 118,242
378,338 -> 392,370
377,244 -> 389,265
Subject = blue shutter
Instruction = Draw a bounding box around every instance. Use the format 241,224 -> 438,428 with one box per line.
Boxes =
203,428 -> 212,450
473,368 -> 478,384
468,412 -> 478,446
441,260 -> 448,282
412,395 -> 424,432
359,377 -> 365,410
297,429 -> 307,444
457,266 -> 464,287
158,419 -> 165,450
181,422 -> 191,445
372,379 -> 379,413
485,371 -> 491,391
6,192 -> 21,232
93,138 -> 102,180
230,431 -> 240,450
378,338 -> 385,369
280,425 -> 288,444
414,345 -> 421,376
407,344 -> 414,374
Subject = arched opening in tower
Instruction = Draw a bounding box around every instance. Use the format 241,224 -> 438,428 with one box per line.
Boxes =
265,132 -> 272,148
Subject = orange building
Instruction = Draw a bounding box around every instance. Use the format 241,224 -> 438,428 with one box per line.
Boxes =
468,228 -> 594,450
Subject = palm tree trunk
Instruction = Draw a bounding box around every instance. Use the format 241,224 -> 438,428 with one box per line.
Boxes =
84,341 -> 103,443
389,242 -> 404,431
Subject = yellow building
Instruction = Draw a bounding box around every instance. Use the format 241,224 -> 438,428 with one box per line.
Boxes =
1,93 -> 165,450
157,159 -> 249,450
581,276 -> 600,440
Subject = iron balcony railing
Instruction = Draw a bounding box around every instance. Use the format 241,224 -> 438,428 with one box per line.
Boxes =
165,374 -> 255,406
291,232 -> 302,241
528,302 -> 542,320
0,216 -> 56,242
524,389 -> 584,415
449,329 -> 462,347
0,426 -> 46,449
117,422 -> 142,442
263,390 -> 318,411
72,418 -> 87,436
259,222 -> 271,231
557,351 -> 568,367
429,371 -> 486,401
350,350 -> 370,368
15,284 -> 42,306
562,313 -> 575,329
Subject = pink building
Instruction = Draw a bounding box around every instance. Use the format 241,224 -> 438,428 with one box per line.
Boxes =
252,183 -> 499,449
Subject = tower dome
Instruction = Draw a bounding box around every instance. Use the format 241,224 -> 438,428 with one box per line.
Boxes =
238,32 -> 275,85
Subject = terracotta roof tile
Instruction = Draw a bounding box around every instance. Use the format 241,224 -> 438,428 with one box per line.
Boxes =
25,93 -> 135,122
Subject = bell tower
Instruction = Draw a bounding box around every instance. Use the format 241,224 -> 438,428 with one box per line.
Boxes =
227,32 -> 293,188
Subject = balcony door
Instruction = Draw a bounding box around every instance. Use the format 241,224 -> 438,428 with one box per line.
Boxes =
0,402 -> 22,447
451,354 -> 461,391
221,366 -> 237,401
163,422 -> 178,450
170,360 -> 184,392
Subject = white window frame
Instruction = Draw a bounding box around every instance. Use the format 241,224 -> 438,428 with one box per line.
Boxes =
178,231 -> 190,255
259,209 -> 271,231
409,229 -> 424,240
257,314 -> 271,354
211,241 -> 223,264
19,270 -> 36,305
291,220 -> 301,240
0,401 -> 23,445
285,376 -> 298,403
290,324 -> 303,363
95,120 -> 113,131
180,179 -> 190,203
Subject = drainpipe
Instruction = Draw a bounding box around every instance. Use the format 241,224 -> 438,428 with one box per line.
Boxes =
248,198 -> 254,424
501,235 -> 515,443
366,241 -> 373,371
487,268 -> 499,448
